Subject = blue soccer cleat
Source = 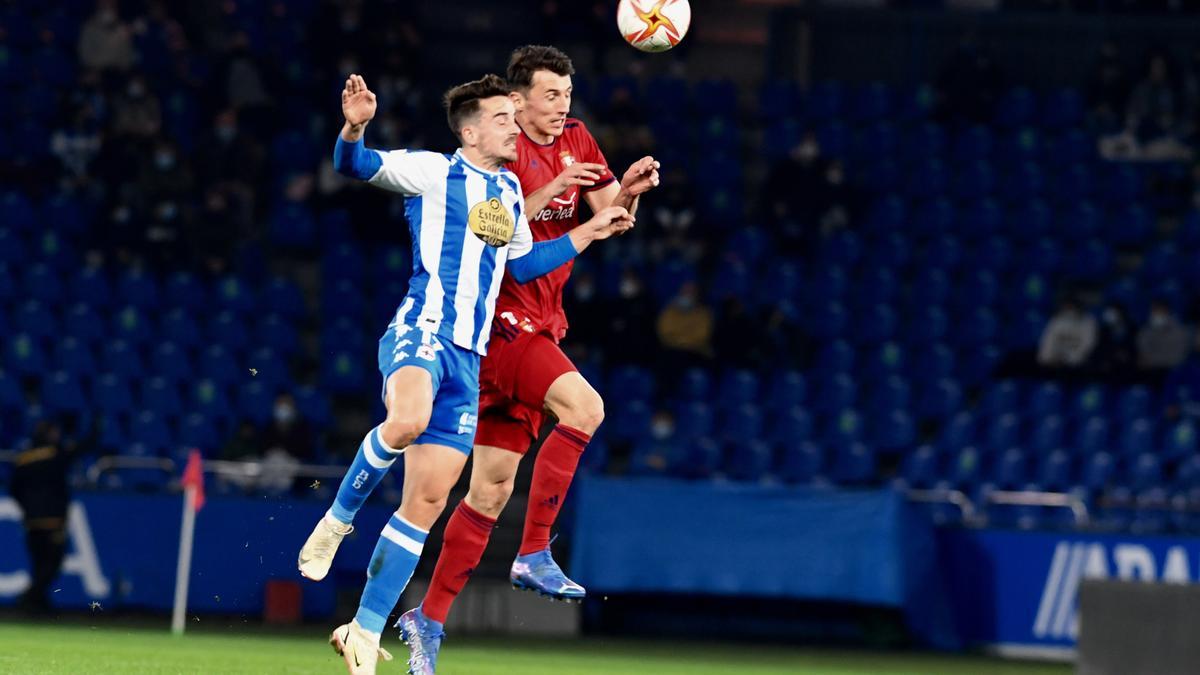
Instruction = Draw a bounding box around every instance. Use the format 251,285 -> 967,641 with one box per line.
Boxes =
510,548 -> 586,602
396,607 -> 444,675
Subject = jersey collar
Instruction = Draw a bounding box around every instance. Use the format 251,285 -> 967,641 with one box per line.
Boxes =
454,148 -> 509,177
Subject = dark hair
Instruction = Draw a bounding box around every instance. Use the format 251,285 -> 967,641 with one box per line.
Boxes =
506,45 -> 574,92
443,74 -> 511,141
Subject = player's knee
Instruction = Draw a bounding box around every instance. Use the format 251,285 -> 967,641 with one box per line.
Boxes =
379,415 -> 426,449
561,390 -> 604,434
467,478 -> 514,517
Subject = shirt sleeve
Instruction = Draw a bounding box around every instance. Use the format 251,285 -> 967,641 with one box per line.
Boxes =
369,149 -> 447,195
507,192 -> 534,259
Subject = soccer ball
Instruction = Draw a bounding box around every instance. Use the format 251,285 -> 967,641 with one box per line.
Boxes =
617,0 -> 691,53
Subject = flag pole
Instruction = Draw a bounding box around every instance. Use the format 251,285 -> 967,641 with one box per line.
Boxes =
171,483 -> 197,635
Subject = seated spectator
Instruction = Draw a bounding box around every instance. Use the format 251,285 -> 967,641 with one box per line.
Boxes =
607,268 -> 658,365
1038,298 -> 1098,370
261,393 -> 315,463
1137,300 -> 1191,372
1165,332 -> 1200,421
656,281 -> 713,371
78,0 -> 134,73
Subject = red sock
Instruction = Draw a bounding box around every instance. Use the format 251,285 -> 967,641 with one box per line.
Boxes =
420,501 -> 496,624
519,424 -> 590,556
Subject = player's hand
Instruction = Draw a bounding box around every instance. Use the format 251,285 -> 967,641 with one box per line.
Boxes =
342,74 -> 377,127
582,205 -> 635,241
620,156 -> 660,196
551,162 -> 608,195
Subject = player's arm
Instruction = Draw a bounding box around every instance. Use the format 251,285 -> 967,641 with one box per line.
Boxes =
584,155 -> 660,218
507,206 -> 634,284
333,74 -> 439,194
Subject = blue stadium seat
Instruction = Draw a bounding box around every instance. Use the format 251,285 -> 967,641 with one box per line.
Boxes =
0,192 -> 35,232
1042,88 -> 1084,129
1116,387 -> 1151,425
115,268 -> 160,311
41,193 -> 87,236
995,128 -> 1041,166
607,365 -> 655,403
14,300 -> 57,341
824,409 -> 863,449
1106,203 -> 1151,246
1164,421 -> 1198,461
916,378 -> 962,420
995,87 -> 1037,128
247,347 -> 290,390
816,340 -> 855,378
110,306 -> 154,347
953,307 -> 998,346
95,414 -> 129,454
1119,418 -> 1155,458
719,370 -> 760,409
967,235 -> 1013,274
54,336 -> 95,376
40,370 -> 85,417
911,199 -> 955,239
673,401 -> 715,442
141,376 -> 184,420
759,80 -> 801,121
1037,450 -> 1073,491
719,404 -> 764,445
323,279 -> 368,321
870,376 -> 910,414
757,260 -> 801,307
996,448 -> 1029,489
902,445 -> 940,488
200,345 -> 241,386
100,340 -> 143,380
905,159 -> 947,200
323,243 -> 366,285
1029,415 -> 1065,453
1142,243 -> 1181,284
953,270 -> 999,311
953,125 -> 993,163
609,400 -> 652,444
1130,453 -> 1163,492
950,446 -> 983,489
213,276 -> 257,315
821,231 -> 861,267
0,229 -> 24,267
23,263 -> 63,305
262,276 -> 306,319
1063,239 -> 1113,282
679,437 -> 722,480
1071,384 -> 1107,421
863,232 -> 911,269
725,439 -> 773,482
1027,382 -> 1064,418
984,413 -> 1021,452
855,303 -> 897,345
150,342 -> 193,384
938,412 -> 977,453
294,385 -> 333,431
238,380 -> 276,426
92,373 -> 134,417
61,303 -> 104,347
321,315 -> 366,354
909,344 -> 955,382
160,308 -> 201,350
872,410 -> 915,452
777,441 -> 824,484
953,161 -> 994,201
178,413 -> 219,454
1050,164 -> 1094,203
814,375 -> 857,414
905,306 -> 948,344
130,410 -> 173,454
1175,454 -> 1200,489
164,272 -> 208,313
768,403 -> 816,446
833,443 -> 875,484
981,381 -> 1019,419
191,378 -> 233,431
208,310 -> 250,354
1075,417 -> 1111,458
675,367 -> 711,402
869,341 -> 906,375
767,371 -> 806,412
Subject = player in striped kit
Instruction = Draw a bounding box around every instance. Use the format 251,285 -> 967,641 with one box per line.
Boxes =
302,72 -> 633,675
396,46 -> 662,674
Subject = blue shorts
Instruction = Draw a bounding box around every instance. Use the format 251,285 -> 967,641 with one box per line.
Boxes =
377,323 -> 481,455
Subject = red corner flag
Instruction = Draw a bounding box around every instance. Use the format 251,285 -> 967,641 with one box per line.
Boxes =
181,448 -> 206,512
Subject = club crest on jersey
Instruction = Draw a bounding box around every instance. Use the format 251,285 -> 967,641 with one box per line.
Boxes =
559,151 -> 576,167
468,197 -> 515,247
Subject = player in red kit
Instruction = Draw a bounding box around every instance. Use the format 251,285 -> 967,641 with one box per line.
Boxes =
395,46 -> 660,673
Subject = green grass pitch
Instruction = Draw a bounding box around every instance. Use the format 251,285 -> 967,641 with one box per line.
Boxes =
0,622 -> 1072,674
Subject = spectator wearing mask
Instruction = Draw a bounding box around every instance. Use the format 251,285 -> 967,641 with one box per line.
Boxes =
1138,300 -> 1191,372
1165,331 -> 1200,421
608,268 -> 657,364
657,281 -> 714,372
1091,303 -> 1136,379
1038,298 -> 1098,370
78,0 -> 134,72
261,393 -> 315,463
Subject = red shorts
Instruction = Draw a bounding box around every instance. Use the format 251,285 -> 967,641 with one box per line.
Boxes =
475,328 -> 577,454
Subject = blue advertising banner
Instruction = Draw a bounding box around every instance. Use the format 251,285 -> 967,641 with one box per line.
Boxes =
938,528 -> 1200,652
0,491 -> 393,618
568,477 -> 957,647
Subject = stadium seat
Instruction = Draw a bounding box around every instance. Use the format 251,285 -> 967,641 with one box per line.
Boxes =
6,333 -> 46,378
719,404 -> 764,445
294,385 -> 333,431
99,340 -> 143,380
23,263 -> 64,305
1117,387 -> 1152,424
833,443 -> 875,484
607,365 -> 655,403
130,410 -> 173,454
609,399 -> 653,444
984,413 -> 1021,453
1119,418 -> 1155,458
869,341 -> 906,375
995,448 -> 1029,489
164,272 -> 208,313
872,410 -> 916,451
150,342 -> 193,384
160,308 -> 201,350
110,306 -> 154,347
767,371 -> 806,412
1029,415 -> 1065,453
767,406 -> 812,447
208,311 -> 250,354
213,275 -> 257,316
1037,450 -> 1073,491
141,376 -> 184,420
14,300 -> 57,341
981,381 -> 1020,419
238,380 -> 276,426
261,276 -> 306,319
63,303 -> 105,346
724,439 -> 773,483
825,409 -> 863,449
200,345 -> 241,387
916,378 -> 962,420
904,306 -> 949,345
1164,421 -> 1198,460
869,376 -> 910,415
40,370 -> 86,417
679,437 -> 723,480
115,268 -> 160,311
950,446 -> 984,489
901,445 -> 939,488
247,347 -> 290,390
672,401 -> 715,442
1070,384 -> 1107,421
938,412 -> 977,453
909,344 -> 955,382
177,413 -> 218,455
777,441 -> 824,484
629,440 -> 678,477
814,375 -> 857,414
191,378 -> 233,432
718,370 -> 760,409
816,341 -> 855,379
54,336 -> 95,376
1075,417 -> 1111,458
1027,382 -> 1064,419
95,414 -> 129,454
854,303 -> 897,345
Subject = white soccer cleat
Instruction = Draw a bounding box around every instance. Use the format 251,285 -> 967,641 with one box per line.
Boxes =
298,514 -> 353,581
329,620 -> 393,675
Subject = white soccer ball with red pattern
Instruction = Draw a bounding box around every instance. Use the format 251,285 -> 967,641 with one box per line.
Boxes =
617,0 -> 691,53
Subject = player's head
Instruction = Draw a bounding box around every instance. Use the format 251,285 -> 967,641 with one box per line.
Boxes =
443,74 -> 519,166
507,45 -> 574,139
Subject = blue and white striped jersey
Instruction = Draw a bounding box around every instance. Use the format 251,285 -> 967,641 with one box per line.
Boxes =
367,148 -> 534,355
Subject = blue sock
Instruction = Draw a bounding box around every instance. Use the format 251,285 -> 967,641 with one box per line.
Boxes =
355,514 -> 428,633
329,425 -> 402,525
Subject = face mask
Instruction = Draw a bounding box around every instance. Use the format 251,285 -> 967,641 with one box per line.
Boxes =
128,83 -> 145,98
676,296 -> 696,310
796,141 -> 818,162
1151,313 -> 1169,327
274,403 -> 296,424
651,419 -> 674,440
575,284 -> 595,301
155,152 -> 175,170
216,125 -> 236,143
619,279 -> 640,298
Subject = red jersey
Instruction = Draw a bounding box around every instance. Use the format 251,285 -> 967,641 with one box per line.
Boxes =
497,118 -> 614,341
